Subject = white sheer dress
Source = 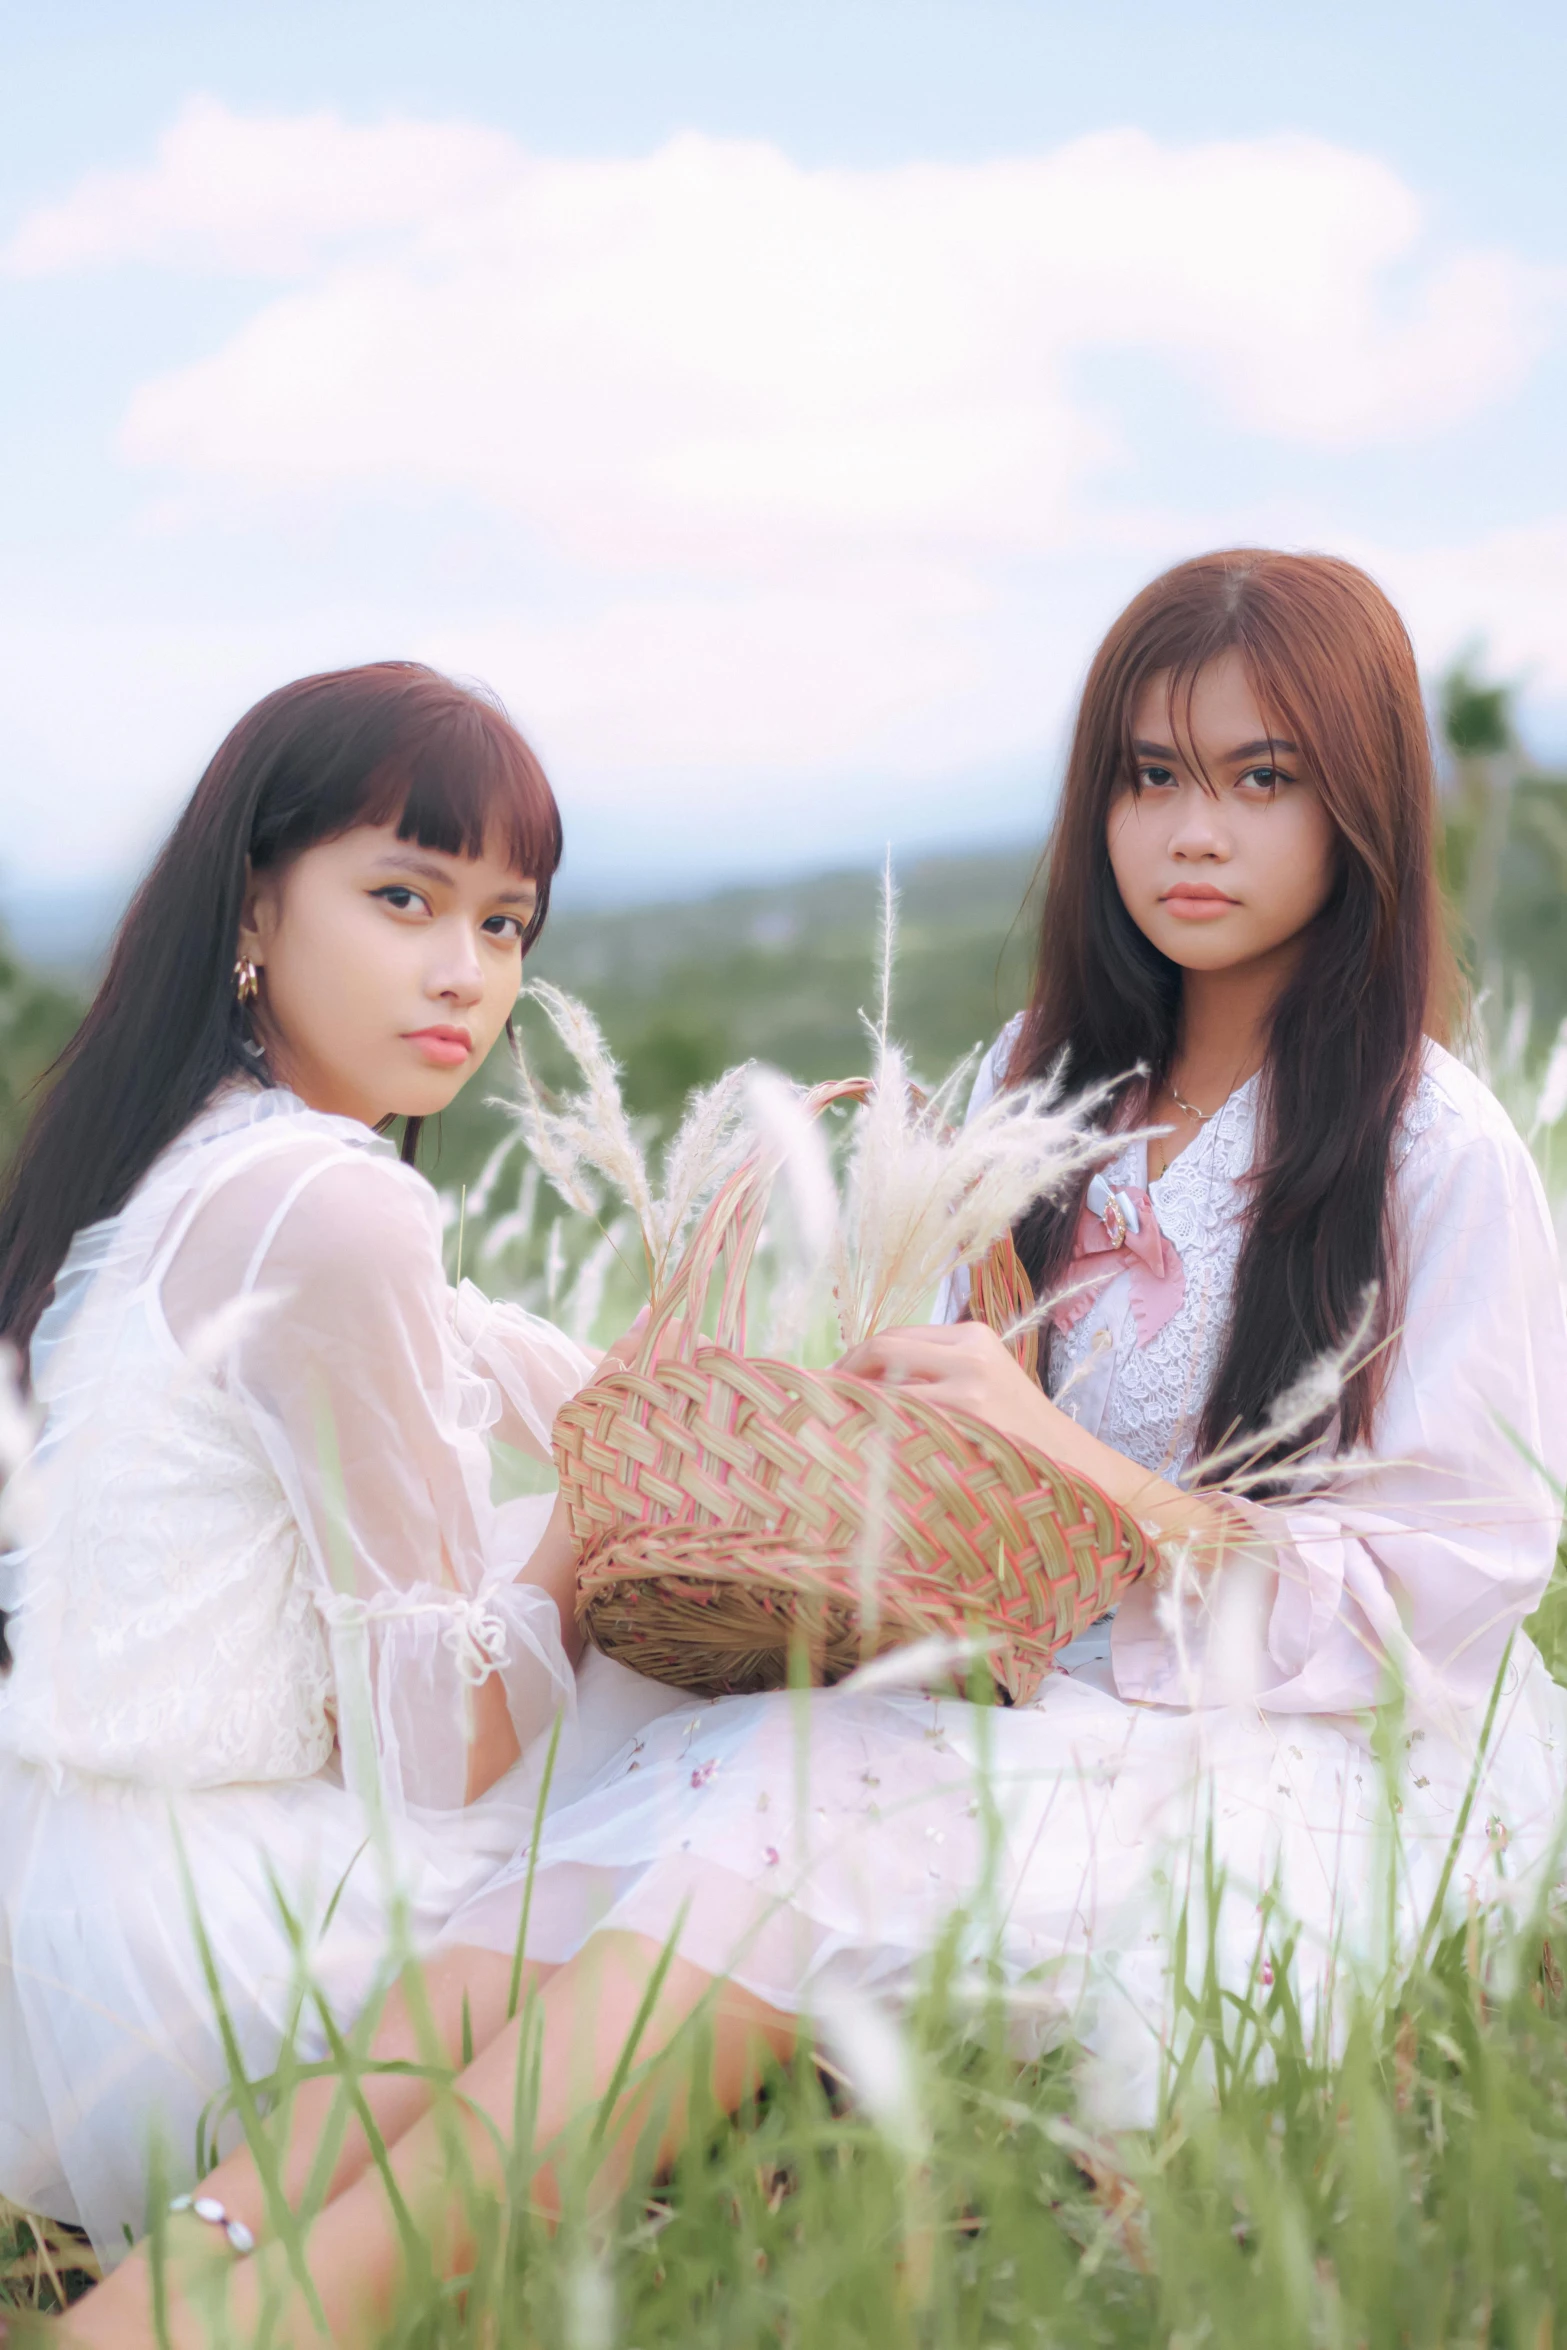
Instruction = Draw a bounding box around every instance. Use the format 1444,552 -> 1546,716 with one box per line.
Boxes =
0,1082 -> 605,2260
449,1037 -> 1567,2123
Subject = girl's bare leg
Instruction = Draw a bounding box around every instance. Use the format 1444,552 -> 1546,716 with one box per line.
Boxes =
181,1948 -> 553,2238
51,1948 -> 553,2342
261,1933 -> 796,2349
61,1933 -> 795,2350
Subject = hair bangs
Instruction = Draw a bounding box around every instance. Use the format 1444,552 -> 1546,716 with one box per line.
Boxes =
1112,606 -> 1266,808
359,689 -> 563,950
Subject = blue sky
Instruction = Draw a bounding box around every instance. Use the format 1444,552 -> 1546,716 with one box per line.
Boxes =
1,0 -> 1564,915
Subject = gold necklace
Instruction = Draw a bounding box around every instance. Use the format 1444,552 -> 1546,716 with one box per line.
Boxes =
1168,1082 -> 1216,1123
1152,1068 -> 1247,1178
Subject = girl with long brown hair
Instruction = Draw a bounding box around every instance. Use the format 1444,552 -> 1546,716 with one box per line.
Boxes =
65,555 -> 1567,2348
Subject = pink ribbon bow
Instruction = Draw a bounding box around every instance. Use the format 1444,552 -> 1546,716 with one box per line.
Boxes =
1050,1174 -> 1186,1347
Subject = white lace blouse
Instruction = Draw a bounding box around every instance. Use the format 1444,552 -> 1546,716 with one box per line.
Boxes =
947,1025 -> 1567,1723
0,1082 -> 595,1810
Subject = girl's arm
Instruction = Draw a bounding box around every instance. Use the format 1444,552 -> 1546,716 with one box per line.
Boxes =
450,1280 -> 597,1461
1166,1092 -> 1567,1719
838,1321 -> 1250,1562
849,1086 -> 1567,1719
167,1143 -> 579,1812
461,1491 -> 577,1798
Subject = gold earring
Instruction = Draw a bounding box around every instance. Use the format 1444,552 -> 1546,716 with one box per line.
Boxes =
234,956 -> 260,1009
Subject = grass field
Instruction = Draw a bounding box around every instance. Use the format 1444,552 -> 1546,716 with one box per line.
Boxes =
6,832 -> 1567,2344
6,1765 -> 1567,2347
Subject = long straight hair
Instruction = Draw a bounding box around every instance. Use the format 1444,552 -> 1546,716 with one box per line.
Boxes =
1011,549 -> 1457,1466
0,661 -> 562,1368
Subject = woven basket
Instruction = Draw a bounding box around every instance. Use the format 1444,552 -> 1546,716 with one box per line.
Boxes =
554,1085 -> 1151,1703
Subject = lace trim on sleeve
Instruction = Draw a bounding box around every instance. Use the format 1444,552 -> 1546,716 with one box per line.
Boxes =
313,1588 -> 512,1687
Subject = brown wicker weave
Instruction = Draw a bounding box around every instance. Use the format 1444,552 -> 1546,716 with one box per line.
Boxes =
554,1090 -> 1151,1702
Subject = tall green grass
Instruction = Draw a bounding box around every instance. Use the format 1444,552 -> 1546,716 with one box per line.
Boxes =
8,1867 -> 1567,2344
7,1575 -> 1567,2346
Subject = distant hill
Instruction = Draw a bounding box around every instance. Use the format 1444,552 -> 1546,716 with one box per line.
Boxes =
528,843 -> 1041,1104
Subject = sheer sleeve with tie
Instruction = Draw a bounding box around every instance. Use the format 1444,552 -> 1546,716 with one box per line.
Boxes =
161,1129 -> 596,1813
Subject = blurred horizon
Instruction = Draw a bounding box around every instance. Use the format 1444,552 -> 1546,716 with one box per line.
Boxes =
0,826 -> 1045,983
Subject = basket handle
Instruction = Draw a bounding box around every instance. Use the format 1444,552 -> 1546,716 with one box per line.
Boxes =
633,1078 -> 1042,1375
968,1229 -> 1042,1381
637,1077 -> 870,1368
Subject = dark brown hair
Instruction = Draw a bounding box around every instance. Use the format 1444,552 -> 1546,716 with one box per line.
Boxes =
1011,548 -> 1456,1466
0,660 -> 561,1367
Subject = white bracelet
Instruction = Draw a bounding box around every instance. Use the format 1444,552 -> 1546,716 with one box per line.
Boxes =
168,2192 -> 256,2254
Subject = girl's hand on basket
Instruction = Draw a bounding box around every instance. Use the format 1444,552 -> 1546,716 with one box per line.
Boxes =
838,1322 -> 1066,1455
838,1323 -> 1249,1567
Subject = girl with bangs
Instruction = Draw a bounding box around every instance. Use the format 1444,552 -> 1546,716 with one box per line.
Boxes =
0,664 -> 625,2257
45,558 -> 1567,2349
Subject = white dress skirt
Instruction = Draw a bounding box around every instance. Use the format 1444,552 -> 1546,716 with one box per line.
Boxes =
447,1041 -> 1567,2122
0,1084 -> 599,2260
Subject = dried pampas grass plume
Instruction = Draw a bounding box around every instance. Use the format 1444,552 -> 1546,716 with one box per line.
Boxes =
507,867 -> 1117,1344
828,1034 -> 1113,1349
804,846 -> 1123,1346
504,981 -> 754,1295
507,981 -> 648,1227
744,1067 -> 842,1357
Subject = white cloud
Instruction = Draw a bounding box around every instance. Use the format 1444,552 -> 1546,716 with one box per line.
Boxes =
8,103 -> 1556,575
419,564 -> 1003,778
3,95 -> 519,278
2,102 -> 1564,892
